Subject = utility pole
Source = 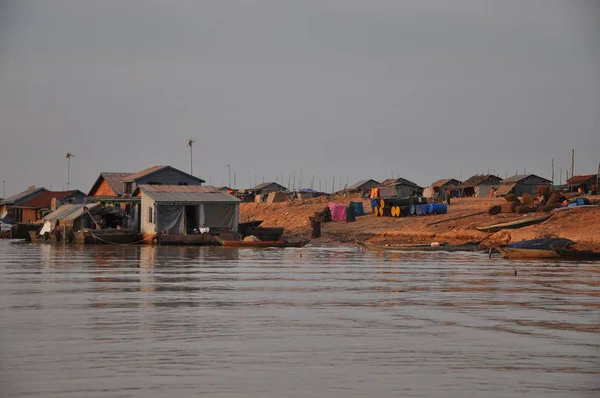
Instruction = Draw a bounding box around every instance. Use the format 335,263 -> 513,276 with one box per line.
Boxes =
560,168 -> 562,185
332,177 -> 335,193
596,162 -> 600,195
228,165 -> 231,187
187,139 -> 195,176
66,152 -> 74,189
571,149 -> 575,191
2,180 -> 5,198
551,157 -> 555,185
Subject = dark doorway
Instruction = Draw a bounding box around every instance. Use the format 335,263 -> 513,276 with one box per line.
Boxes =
185,205 -> 200,233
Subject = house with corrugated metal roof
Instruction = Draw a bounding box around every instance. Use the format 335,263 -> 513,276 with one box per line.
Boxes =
379,178 -> 423,198
249,182 -> 287,195
495,174 -> 552,197
457,174 -> 503,197
566,174 -> 598,194
0,186 -> 85,223
134,185 -> 241,240
86,165 -> 206,230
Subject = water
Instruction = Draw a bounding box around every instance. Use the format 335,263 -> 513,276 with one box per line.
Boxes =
0,241 -> 598,398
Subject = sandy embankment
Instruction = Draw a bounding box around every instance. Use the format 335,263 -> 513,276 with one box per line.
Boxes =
240,196 -> 600,250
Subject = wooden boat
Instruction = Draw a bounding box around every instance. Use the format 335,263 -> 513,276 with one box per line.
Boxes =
218,239 -> 310,248
507,238 -> 574,250
73,229 -> 144,245
356,240 -> 481,252
552,247 -> 600,261
154,233 -> 218,246
476,215 -> 551,233
495,245 -> 560,260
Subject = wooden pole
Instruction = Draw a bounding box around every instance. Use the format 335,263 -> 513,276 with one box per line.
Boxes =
551,157 -> 554,185
597,162 -> 600,195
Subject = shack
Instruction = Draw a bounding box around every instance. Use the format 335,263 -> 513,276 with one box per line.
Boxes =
457,174 -> 503,197
0,187 -> 85,223
379,178 -> 423,198
136,185 -> 241,238
566,174 -> 598,194
495,174 -> 552,197
248,182 -> 288,195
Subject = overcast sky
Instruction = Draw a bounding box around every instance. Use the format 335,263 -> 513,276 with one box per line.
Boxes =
0,0 -> 598,196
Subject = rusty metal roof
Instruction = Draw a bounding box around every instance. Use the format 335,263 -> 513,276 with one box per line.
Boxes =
250,182 -> 287,191
431,178 -> 461,187
18,190 -> 83,209
347,179 -> 380,190
501,174 -> 551,184
136,185 -> 241,203
0,187 -> 48,205
380,178 -> 421,188
121,166 -> 169,182
458,174 -> 503,188
566,174 -> 597,185
44,203 -> 101,221
495,184 -> 517,197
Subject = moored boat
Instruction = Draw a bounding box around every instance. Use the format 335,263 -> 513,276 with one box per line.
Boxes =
218,239 -> 310,248
552,247 -> 600,261
356,240 -> 481,252
476,215 -> 551,233
495,245 -> 560,260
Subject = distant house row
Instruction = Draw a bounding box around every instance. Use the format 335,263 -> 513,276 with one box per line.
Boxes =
217,172 -> 597,199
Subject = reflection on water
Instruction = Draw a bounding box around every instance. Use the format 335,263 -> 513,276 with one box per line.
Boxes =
0,241 -> 598,397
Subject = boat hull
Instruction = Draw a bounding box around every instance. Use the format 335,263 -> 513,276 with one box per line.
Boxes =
476,215 -> 551,233
218,239 -> 310,248
496,246 -> 560,260
356,240 -> 480,252
552,247 -> 600,261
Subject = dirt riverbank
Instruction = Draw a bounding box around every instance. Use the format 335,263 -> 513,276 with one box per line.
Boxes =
240,196 -> 600,250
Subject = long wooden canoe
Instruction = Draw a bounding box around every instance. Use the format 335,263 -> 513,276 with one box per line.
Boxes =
495,245 -> 560,260
476,215 -> 551,233
218,239 -> 310,248
552,247 -> 600,261
356,240 -> 480,252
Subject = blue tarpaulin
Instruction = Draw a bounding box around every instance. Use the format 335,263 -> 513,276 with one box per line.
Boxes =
353,202 -> 366,216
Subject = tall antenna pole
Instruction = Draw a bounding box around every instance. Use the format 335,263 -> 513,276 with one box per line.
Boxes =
551,157 -> 555,185
187,139 -> 195,175
228,165 -> 231,187
2,180 -> 5,198
571,149 -> 575,191
66,152 -> 74,189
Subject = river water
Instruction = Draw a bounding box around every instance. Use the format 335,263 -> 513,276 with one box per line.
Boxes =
0,240 -> 598,397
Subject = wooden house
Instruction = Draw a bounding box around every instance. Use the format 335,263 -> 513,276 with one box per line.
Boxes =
457,174 -> 503,197
566,174 -> 598,194
496,174 -> 552,197
0,186 -> 85,223
86,165 -> 206,230
249,182 -> 287,195
379,178 -> 423,198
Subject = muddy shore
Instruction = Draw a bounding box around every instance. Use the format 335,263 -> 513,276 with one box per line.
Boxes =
240,196 -> 600,250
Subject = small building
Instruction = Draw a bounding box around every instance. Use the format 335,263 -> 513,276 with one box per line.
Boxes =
249,182 -> 287,195
135,185 -> 241,236
566,174 -> 598,194
87,165 -> 206,230
496,174 -> 552,197
346,179 -> 380,193
43,203 -> 103,231
457,174 -> 503,197
0,186 -> 85,223
379,178 -> 423,198
431,178 -> 462,189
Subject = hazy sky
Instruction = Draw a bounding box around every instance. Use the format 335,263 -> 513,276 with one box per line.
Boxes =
0,0 -> 598,196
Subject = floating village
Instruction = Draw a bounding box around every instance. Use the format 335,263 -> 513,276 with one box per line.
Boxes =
1,164 -> 599,260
